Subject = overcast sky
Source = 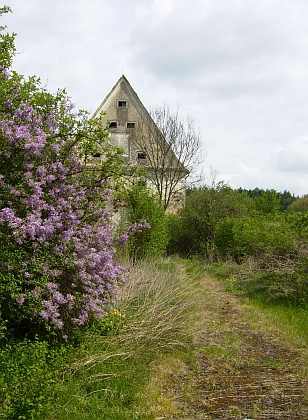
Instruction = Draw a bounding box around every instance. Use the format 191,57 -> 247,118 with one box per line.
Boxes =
3,0 -> 308,196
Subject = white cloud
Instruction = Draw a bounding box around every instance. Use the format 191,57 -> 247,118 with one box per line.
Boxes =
277,136 -> 308,173
130,0 -> 308,98
3,0 -> 308,195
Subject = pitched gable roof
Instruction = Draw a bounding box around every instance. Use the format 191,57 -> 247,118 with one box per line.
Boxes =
92,75 -> 189,175
92,75 -> 152,122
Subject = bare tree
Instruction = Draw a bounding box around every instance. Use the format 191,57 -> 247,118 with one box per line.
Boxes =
129,105 -> 203,211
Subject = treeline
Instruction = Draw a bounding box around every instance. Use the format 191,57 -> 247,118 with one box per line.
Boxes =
236,187 -> 298,211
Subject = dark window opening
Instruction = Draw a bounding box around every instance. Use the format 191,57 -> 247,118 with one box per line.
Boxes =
137,151 -> 146,160
109,121 -> 117,128
118,100 -> 127,108
126,122 -> 135,128
93,153 -> 101,158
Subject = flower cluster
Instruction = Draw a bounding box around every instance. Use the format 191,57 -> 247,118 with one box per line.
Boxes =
117,219 -> 151,246
0,71 -> 145,338
1,66 -> 10,81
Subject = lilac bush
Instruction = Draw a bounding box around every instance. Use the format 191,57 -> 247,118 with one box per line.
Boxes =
0,56 -> 148,338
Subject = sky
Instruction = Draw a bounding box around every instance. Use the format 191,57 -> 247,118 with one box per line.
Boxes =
3,0 -> 308,196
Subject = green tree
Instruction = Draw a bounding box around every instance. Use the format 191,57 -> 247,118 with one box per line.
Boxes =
168,183 -> 252,257
279,190 -> 297,211
252,189 -> 281,215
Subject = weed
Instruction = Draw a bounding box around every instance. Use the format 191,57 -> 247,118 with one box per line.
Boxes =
41,257 -> 193,419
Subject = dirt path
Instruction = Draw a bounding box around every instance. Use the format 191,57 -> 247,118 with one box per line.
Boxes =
151,273 -> 308,419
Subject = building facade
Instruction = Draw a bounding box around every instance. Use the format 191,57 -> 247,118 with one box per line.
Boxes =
92,75 -> 188,211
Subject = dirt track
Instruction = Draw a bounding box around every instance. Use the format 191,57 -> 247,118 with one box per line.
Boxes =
154,273 -> 308,419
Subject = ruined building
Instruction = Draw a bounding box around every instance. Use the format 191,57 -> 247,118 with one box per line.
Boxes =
92,75 -> 188,211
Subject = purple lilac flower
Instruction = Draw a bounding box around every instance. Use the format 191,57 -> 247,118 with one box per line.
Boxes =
16,295 -> 25,305
1,67 -> 10,81
45,282 -> 58,291
5,98 -> 13,108
0,93 -> 142,336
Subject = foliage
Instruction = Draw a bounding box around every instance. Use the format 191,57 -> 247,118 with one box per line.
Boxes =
0,6 -> 15,69
286,211 -> 308,241
168,184 -> 306,262
167,184 -> 251,257
252,189 -> 281,215
0,13 -> 144,340
166,213 -> 192,257
278,189 -> 298,211
287,195 -> 308,213
0,339 -> 65,419
94,308 -> 126,336
214,214 -> 298,262
237,187 -> 297,211
122,183 -> 168,259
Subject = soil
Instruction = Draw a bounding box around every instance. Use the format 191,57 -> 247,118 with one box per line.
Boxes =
153,273 -> 308,419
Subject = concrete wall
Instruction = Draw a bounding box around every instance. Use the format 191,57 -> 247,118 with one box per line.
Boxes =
93,77 -> 187,211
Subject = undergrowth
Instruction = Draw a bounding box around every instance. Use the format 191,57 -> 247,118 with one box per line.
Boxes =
0,257 -> 194,419
2,256 -> 307,419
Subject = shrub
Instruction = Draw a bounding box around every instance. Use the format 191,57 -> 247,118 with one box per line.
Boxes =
287,195 -> 308,213
0,339 -> 63,419
215,215 -> 298,262
252,189 -> 281,215
166,213 -> 193,257
122,184 -> 168,259
0,14 -> 144,340
167,184 -> 252,258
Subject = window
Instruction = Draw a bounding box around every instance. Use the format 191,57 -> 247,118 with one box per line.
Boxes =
137,151 -> 146,160
109,121 -> 117,128
118,100 -> 128,108
93,153 -> 101,158
126,122 -> 135,129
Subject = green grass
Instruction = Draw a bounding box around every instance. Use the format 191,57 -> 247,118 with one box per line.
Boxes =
187,258 -> 308,349
45,257 -> 193,420
250,301 -> 308,346
48,353 -> 155,420
1,256 -> 307,419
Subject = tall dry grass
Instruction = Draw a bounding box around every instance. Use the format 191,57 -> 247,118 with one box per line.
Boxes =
117,258 -> 194,349
72,257 -> 194,369
45,257 -> 196,419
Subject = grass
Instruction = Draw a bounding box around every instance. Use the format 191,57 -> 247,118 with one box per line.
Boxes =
188,257 -> 308,349
1,256 -> 308,419
41,256 -> 195,420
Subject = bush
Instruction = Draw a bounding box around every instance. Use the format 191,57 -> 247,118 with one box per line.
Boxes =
123,184 -> 168,259
287,195 -> 308,213
0,339 -> 64,419
166,213 -> 193,257
167,184 -> 252,258
215,215 -> 298,262
0,12 -> 143,340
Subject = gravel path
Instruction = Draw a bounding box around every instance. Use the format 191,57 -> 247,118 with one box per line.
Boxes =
154,273 -> 308,419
